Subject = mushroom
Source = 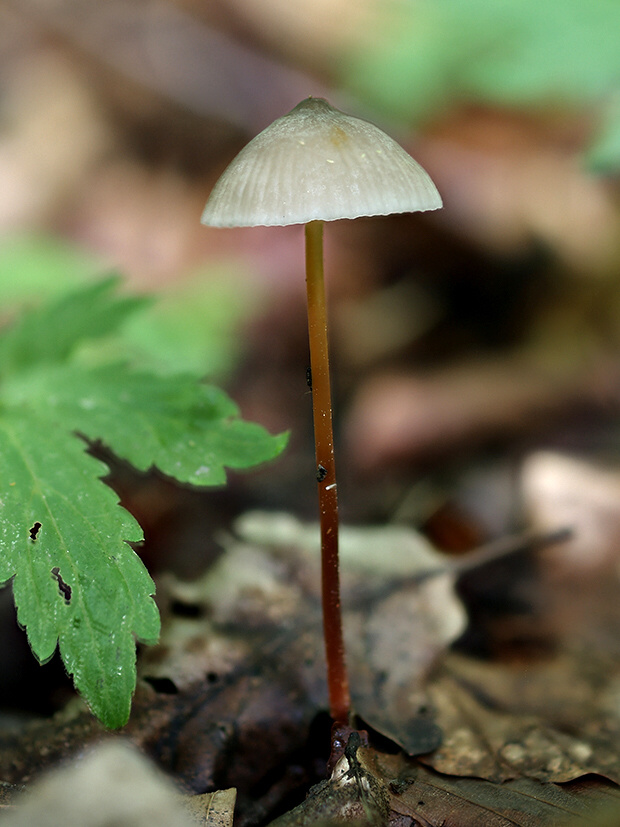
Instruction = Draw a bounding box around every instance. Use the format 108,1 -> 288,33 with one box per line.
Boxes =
201,97 -> 442,727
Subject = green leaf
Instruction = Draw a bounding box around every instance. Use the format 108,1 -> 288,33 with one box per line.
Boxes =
0,276 -> 148,377
0,276 -> 287,726
0,410 -> 159,728
6,363 -> 287,487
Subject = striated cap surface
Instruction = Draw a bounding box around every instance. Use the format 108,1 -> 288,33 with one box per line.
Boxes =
201,97 -> 442,227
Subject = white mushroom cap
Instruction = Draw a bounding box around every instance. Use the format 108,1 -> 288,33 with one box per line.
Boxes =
201,97 -> 442,227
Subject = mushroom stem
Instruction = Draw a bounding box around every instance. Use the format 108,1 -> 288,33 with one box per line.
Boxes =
304,219 -> 350,724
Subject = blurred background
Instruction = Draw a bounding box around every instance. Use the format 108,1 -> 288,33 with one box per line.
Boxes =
3,0 -> 620,710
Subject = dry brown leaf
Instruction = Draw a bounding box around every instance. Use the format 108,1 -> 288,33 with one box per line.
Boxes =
0,513 -> 466,816
375,749 -> 619,827
7,511 -> 614,825
346,576 -> 460,756
419,651 -> 620,786
268,734 -> 618,827
236,512 -> 467,754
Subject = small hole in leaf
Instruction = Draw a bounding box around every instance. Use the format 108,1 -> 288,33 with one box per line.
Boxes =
51,567 -> 72,604
29,522 -> 42,542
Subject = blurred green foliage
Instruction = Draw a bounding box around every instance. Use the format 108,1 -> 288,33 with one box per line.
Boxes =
116,271 -> 258,379
342,0 -> 620,169
0,236 -> 94,302
587,95 -> 620,172
0,236 -> 258,378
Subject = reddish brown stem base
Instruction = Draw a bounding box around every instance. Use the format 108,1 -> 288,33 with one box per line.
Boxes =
305,220 -> 350,725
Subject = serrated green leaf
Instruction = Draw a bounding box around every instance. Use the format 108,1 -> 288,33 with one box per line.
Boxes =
5,363 -> 288,487
0,410 -> 159,728
0,276 -> 148,377
0,275 -> 286,726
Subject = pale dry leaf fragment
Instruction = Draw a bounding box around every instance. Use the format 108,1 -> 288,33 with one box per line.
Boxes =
347,573 -> 466,756
235,511 -> 445,580
199,541 -> 303,625
182,788 -> 236,826
139,574 -> 249,692
522,451 -> 620,575
0,740 -> 194,827
140,544 -> 303,691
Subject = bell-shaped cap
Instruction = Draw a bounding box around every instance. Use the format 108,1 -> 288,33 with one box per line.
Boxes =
201,97 -> 442,227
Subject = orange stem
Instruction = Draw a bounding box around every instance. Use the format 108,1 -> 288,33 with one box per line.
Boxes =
304,220 -> 350,724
